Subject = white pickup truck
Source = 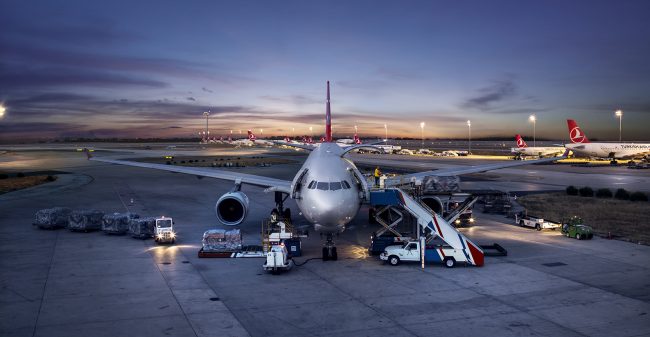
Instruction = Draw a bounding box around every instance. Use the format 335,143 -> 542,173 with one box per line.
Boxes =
379,240 -> 467,268
515,214 -> 561,231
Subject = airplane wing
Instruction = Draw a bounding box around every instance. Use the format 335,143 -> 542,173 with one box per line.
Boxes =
89,156 -> 292,192
376,151 -> 569,185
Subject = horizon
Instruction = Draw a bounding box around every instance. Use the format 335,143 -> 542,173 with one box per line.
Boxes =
2,1 -> 650,142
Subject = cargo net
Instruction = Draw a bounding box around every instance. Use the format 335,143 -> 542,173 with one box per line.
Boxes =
33,207 -> 72,229
129,217 -> 156,239
202,229 -> 242,252
421,176 -> 460,193
68,210 -> 105,232
102,212 -> 140,235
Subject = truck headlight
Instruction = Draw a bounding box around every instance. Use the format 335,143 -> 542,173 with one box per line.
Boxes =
170,232 -> 176,238
469,218 -> 475,223
455,220 -> 461,224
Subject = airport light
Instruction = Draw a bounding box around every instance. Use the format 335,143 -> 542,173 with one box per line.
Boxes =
384,123 -> 388,142
260,128 -> 263,136
615,110 -> 623,142
0,105 -> 5,119
420,122 -> 425,148
203,111 -> 210,140
309,126 -> 313,137
467,120 -> 471,154
529,114 -> 536,147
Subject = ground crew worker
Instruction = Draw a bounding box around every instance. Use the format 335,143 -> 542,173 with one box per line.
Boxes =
374,166 -> 381,187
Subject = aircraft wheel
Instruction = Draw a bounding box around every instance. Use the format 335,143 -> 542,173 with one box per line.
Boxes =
270,209 -> 280,223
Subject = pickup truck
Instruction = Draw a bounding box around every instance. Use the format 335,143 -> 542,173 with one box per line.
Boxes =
515,214 -> 561,231
380,240 -> 466,268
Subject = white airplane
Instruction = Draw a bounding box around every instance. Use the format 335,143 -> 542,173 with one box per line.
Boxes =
227,130 -> 273,147
511,134 -> 565,158
336,133 -> 362,146
565,119 -> 650,163
86,81 -> 566,260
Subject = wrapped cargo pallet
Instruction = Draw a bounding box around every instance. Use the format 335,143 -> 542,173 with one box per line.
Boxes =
129,217 -> 155,239
68,210 -> 104,232
202,229 -> 242,252
102,213 -> 130,235
33,207 -> 72,229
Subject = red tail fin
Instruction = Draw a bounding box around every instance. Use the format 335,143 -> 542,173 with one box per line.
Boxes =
247,130 -> 256,141
325,81 -> 332,142
515,134 -> 528,148
353,133 -> 361,144
567,119 -> 589,143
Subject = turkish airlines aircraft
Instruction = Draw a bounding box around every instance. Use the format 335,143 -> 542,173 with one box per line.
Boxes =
87,82 -> 566,260
511,134 -> 564,157
565,119 -> 650,162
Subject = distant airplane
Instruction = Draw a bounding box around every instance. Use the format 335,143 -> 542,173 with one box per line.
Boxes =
87,81 -> 567,260
565,119 -> 650,163
511,134 -> 564,158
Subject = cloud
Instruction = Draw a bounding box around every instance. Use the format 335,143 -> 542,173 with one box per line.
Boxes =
186,97 -> 196,101
259,94 -> 321,105
202,87 -> 214,93
167,126 -> 183,129
462,77 -> 518,110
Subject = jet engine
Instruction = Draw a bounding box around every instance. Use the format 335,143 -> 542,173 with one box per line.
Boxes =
420,195 -> 444,215
215,191 -> 249,225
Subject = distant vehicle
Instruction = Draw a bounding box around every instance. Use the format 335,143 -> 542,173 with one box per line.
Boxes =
453,212 -> 475,227
441,150 -> 459,157
375,144 -> 401,154
154,216 -> 176,244
417,148 -> 432,155
565,119 -> 650,163
398,149 -> 414,155
380,240 -> 466,268
561,216 -> 593,240
515,214 -> 561,231
511,134 -> 565,158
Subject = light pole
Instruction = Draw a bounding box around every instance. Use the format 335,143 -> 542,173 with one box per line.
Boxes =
467,120 -> 471,154
0,104 -> 6,119
354,125 -> 358,136
203,111 -> 210,140
419,122 -> 425,148
529,114 -> 536,147
260,128 -> 263,136
384,123 -> 388,141
309,126 -> 313,137
615,110 -> 623,142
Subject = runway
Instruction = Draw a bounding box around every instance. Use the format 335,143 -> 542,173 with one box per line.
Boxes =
1,146 -> 649,337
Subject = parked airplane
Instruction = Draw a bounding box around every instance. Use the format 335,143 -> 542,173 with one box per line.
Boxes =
86,82 -> 566,260
566,119 -> 650,163
337,133 -> 362,146
511,134 -> 565,158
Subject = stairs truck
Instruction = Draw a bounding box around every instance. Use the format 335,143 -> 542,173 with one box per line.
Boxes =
380,240 -> 467,268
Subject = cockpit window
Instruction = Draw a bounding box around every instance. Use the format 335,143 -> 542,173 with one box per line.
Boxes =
342,180 -> 351,189
317,182 -> 329,190
308,180 -> 317,189
330,182 -> 342,191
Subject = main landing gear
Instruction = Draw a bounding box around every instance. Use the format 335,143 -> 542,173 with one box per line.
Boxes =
270,191 -> 291,223
322,233 -> 338,261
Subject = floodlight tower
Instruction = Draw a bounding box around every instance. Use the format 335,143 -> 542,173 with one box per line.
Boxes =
615,110 -> 623,142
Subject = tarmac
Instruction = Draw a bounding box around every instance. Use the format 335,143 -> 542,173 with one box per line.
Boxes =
1,146 -> 649,337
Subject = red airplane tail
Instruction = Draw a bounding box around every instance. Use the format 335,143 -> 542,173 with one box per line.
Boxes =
353,133 -> 362,144
515,134 -> 528,148
567,119 -> 590,143
284,136 -> 291,142
247,130 -> 256,141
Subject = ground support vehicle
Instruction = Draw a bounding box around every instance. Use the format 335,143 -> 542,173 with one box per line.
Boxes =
154,216 -> 176,244
515,214 -> 562,231
263,244 -> 294,273
562,217 -> 594,240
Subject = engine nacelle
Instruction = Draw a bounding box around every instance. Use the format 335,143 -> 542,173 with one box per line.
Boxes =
215,191 -> 249,225
420,196 -> 444,215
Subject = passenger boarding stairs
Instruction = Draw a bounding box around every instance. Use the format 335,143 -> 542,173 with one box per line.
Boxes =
370,188 -> 484,266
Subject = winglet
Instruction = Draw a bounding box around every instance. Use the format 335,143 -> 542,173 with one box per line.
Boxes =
325,81 -> 332,142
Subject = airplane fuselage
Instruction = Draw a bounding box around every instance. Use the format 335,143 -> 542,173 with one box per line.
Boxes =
511,147 -> 565,157
292,143 -> 365,233
565,143 -> 650,159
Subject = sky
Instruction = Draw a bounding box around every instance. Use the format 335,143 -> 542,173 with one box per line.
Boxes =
1,0 -> 650,142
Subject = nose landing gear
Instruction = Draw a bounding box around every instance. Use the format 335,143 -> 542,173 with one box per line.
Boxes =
322,233 -> 338,261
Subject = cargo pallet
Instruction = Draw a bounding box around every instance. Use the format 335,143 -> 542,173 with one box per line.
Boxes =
198,245 -> 265,258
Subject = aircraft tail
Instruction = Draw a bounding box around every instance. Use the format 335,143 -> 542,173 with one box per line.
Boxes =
567,119 -> 590,143
247,130 -> 256,141
325,81 -> 332,142
515,134 -> 528,148
353,133 -> 362,144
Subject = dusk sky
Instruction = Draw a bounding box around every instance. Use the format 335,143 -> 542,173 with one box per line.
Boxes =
1,1 -> 649,141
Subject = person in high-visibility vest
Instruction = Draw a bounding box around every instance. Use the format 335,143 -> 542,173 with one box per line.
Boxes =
374,166 -> 381,187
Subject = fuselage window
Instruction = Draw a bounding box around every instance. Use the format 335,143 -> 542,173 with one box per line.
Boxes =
330,182 -> 342,191
317,182 -> 329,190
342,180 -> 351,189
308,180 -> 317,189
